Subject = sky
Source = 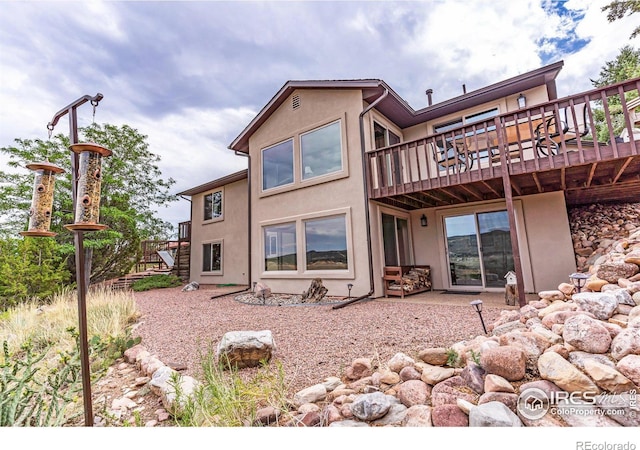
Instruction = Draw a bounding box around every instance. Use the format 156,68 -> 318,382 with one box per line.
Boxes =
1,0 -> 638,236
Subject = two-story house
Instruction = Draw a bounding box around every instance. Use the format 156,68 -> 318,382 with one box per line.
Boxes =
180,60 -> 640,307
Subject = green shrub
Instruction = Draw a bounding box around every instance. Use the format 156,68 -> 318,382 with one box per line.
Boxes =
131,274 -> 182,292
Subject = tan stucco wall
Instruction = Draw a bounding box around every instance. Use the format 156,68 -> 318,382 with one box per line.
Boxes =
248,89 -> 372,298
520,191 -> 577,290
189,178 -> 249,285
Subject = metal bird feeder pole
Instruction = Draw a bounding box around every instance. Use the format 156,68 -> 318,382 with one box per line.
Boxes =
46,93 -> 105,427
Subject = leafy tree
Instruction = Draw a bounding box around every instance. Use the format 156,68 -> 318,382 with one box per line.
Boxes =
0,123 -> 177,283
602,0 -> 640,39
590,45 -> 640,142
0,237 -> 70,309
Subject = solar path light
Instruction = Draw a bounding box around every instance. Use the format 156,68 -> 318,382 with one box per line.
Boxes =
470,299 -> 487,334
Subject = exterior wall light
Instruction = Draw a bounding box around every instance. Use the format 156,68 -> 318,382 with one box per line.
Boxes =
470,299 -> 487,334
569,272 -> 589,293
518,94 -> 526,109
420,214 -> 428,227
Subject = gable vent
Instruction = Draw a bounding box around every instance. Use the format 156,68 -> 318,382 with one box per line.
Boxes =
292,94 -> 301,110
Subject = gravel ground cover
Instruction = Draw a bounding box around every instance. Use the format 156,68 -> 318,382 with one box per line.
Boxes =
132,286 -> 514,396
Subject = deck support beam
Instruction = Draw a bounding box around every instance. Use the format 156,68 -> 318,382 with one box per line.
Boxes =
498,138 -> 527,308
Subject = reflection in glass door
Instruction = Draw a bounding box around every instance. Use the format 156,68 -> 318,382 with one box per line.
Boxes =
445,215 -> 482,286
444,211 -> 513,288
382,213 -> 411,266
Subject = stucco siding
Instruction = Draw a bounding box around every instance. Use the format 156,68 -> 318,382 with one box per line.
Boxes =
189,178 -> 249,285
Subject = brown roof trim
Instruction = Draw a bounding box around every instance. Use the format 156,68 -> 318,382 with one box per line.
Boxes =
229,60 -> 564,151
178,169 -> 248,196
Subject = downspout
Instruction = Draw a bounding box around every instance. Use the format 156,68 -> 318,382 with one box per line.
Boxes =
211,151 -> 252,300
333,86 -> 389,309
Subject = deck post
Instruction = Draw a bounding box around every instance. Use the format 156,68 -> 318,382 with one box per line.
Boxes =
496,122 -> 527,308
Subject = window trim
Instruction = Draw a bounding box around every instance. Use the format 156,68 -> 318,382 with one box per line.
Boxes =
203,187 -> 224,224
202,239 -> 223,275
259,207 -> 354,279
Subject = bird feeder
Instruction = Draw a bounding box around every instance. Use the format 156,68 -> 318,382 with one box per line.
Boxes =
20,162 -> 65,237
64,142 -> 112,232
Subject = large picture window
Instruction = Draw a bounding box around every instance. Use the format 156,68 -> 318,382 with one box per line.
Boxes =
204,190 -> 223,221
301,121 -> 342,180
304,215 -> 348,270
264,223 -> 297,271
262,139 -> 294,190
203,241 -> 222,273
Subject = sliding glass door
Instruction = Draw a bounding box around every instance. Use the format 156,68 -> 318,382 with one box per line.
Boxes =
444,210 -> 513,288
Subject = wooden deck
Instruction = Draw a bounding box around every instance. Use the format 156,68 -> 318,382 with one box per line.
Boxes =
368,78 -> 640,208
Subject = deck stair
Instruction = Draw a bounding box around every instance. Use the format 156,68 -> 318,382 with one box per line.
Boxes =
102,268 -> 173,290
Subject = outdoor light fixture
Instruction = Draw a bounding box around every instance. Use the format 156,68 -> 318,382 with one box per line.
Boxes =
347,283 -> 353,299
517,93 -> 527,109
470,299 -> 487,334
569,272 -> 589,293
420,214 -> 428,227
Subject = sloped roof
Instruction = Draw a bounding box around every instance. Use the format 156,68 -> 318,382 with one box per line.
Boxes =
229,60 -> 564,153
178,169 -> 248,196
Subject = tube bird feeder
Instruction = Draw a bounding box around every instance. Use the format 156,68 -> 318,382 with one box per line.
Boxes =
20,162 -> 66,237
64,142 -> 112,232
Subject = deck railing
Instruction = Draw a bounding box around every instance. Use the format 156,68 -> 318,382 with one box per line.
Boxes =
367,78 -> 640,199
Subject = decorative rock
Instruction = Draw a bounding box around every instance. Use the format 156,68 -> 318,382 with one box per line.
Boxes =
350,392 -> 393,421
216,330 -> 276,369
538,290 -> 565,301
328,419 -> 369,427
402,405 -> 433,426
378,369 -> 401,385
181,281 -> 199,292
124,344 -> 147,364
537,351 -> 600,394
562,314 -> 612,354
572,292 -> 618,320
610,326 -> 640,360
616,354 -> 640,386
582,359 -> 637,393
461,362 -> 485,394
396,379 -> 431,407
253,281 -> 271,299
149,366 -> 177,396
555,400 -> 621,427
558,283 -> 576,297
322,376 -> 342,392
568,351 -> 615,371
161,375 -> 198,418
484,374 -> 515,393
480,346 -> 526,381
322,404 -> 344,425
431,404 -> 469,427
345,358 -> 373,380
418,347 -> 449,366
293,383 -> 327,408
254,406 -> 280,426
371,403 -> 408,426
418,363 -> 455,385
594,393 -> 640,427
431,376 -> 477,407
596,263 -> 639,284
499,331 -> 551,372
478,392 -> 518,414
541,310 -> 595,329
491,320 -> 526,336
469,401 -> 522,427
387,352 -> 416,373
538,300 -> 576,318
399,366 -> 422,382
585,277 -> 609,292
609,288 -> 636,307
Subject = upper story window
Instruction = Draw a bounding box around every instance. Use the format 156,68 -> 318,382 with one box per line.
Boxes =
374,122 -> 400,149
262,139 -> 294,191
301,120 -> 342,180
204,190 -> 223,221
